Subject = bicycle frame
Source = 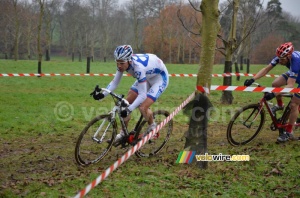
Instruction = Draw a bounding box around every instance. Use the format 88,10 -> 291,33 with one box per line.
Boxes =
92,88 -> 144,146
75,86 -> 173,166
249,93 -> 300,131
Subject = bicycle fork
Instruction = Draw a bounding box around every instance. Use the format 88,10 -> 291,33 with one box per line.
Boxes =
92,117 -> 112,143
243,105 -> 263,128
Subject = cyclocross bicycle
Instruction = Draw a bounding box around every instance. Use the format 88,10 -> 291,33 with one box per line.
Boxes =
75,85 -> 173,166
227,83 -> 300,146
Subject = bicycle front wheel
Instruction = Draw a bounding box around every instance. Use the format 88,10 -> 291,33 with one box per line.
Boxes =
135,110 -> 173,158
227,104 -> 265,146
75,114 -> 116,166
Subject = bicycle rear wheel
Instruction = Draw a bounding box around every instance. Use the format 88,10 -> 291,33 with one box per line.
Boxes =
135,110 -> 173,157
227,104 -> 265,146
278,106 -> 300,135
75,114 -> 116,166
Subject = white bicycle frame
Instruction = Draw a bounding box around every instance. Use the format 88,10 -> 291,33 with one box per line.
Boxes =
91,88 -> 129,143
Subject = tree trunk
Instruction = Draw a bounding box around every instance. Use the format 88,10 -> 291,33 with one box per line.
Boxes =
79,52 -> 82,62
220,0 -> 239,104
240,56 -> 243,70
13,1 -> 20,61
72,52 -> 74,62
221,61 -> 234,104
185,0 -> 220,169
37,0 -> 44,74
184,93 -> 212,169
45,49 -> 50,61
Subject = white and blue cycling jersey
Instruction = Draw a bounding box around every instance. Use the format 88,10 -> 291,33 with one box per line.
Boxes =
270,51 -> 300,84
106,53 -> 169,112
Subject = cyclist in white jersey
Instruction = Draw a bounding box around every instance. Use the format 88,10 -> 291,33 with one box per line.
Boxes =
93,45 -> 169,141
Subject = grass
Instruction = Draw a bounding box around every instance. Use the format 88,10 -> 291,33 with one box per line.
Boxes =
1,58 -> 300,197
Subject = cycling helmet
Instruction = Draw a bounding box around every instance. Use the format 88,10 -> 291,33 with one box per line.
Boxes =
276,42 -> 294,58
114,45 -> 133,61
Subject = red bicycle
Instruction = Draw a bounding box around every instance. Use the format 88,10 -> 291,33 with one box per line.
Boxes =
227,83 -> 300,146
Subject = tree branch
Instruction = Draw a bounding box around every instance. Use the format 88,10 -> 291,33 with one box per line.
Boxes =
188,0 -> 201,12
177,9 -> 200,35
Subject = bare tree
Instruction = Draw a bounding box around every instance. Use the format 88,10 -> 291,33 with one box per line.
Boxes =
98,0 -> 117,62
219,0 -> 239,104
0,0 -> 13,59
1,0 -> 300,62
184,0 -> 220,169
23,1 -> 38,60
12,0 -> 21,61
126,0 -> 144,51
218,0 -> 263,104
37,0 -> 45,73
44,0 -> 61,61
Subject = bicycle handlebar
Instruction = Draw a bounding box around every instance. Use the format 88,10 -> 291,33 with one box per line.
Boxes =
93,85 -> 129,107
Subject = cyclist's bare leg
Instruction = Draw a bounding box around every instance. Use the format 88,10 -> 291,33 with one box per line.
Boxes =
124,90 -> 155,126
139,98 -> 155,125
288,96 -> 300,126
272,76 -> 287,106
122,90 -> 138,129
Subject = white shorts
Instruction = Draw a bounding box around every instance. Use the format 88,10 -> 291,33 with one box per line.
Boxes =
130,71 -> 169,101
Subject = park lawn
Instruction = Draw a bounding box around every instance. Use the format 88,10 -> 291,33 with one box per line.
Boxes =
0,59 -> 299,197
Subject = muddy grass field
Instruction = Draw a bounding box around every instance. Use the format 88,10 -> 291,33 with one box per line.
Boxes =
1,60 -> 299,197
1,120 -> 300,197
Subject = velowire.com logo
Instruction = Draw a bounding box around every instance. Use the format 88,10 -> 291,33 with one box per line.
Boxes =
176,151 -> 250,164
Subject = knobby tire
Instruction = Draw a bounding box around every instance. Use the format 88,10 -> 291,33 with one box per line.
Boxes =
227,104 -> 265,146
75,114 -> 116,166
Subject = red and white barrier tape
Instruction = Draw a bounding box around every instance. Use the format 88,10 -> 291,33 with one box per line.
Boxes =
0,73 -> 121,77
211,73 -> 279,78
197,85 -> 300,93
73,92 -> 195,198
0,73 -> 279,78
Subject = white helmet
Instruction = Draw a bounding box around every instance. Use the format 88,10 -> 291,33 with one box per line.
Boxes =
114,45 -> 133,61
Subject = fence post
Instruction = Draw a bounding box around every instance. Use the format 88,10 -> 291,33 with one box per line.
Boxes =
235,62 -> 240,81
38,61 -> 42,76
240,56 -> 243,70
86,56 -> 91,73
246,58 -> 250,74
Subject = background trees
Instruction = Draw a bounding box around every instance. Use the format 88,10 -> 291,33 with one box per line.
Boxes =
0,0 -> 299,63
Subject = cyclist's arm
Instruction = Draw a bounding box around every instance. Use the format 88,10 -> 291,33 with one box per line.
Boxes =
104,71 -> 123,96
253,64 -> 273,81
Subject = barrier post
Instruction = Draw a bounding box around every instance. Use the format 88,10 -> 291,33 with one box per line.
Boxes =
86,57 -> 91,73
234,62 -> 240,81
246,58 -> 250,74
